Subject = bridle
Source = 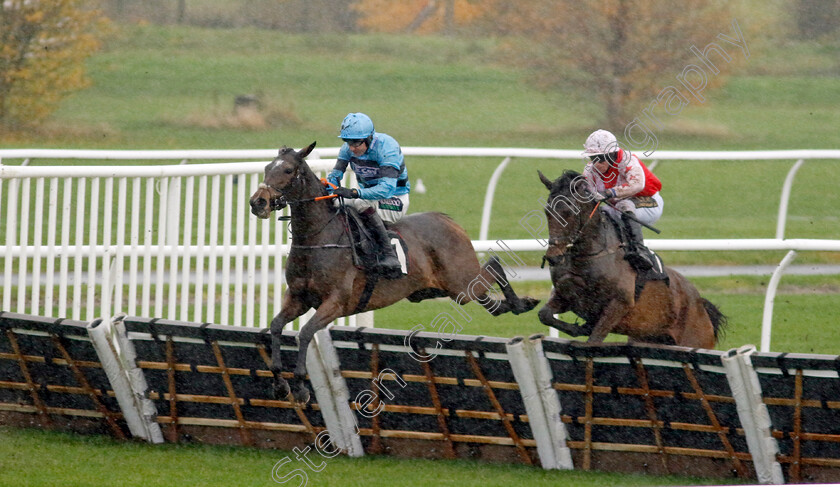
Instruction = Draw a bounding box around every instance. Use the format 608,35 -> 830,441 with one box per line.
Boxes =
258,170 -> 348,247
541,199 -> 613,268
259,167 -> 340,209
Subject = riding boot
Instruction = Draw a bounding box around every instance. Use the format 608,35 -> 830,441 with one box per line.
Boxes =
360,209 -> 403,279
621,212 -> 654,271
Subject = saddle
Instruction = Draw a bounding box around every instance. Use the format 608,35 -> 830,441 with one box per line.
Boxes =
342,206 -> 408,276
606,217 -> 669,300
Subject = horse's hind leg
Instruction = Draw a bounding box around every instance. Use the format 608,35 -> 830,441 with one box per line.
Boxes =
675,299 -> 718,349
478,257 -> 539,315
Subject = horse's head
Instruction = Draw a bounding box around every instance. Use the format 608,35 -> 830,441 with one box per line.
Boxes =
250,141 -> 316,219
537,169 -> 598,240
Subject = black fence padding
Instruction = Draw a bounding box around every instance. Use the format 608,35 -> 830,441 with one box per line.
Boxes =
6,312 -> 840,481
329,327 -> 534,454
120,317 -> 326,444
539,337 -> 750,463
746,350 -> 840,480
0,312 -> 127,437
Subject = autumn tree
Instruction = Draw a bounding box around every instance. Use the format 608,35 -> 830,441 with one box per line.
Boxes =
354,0 -> 482,34
0,0 -> 108,129
476,0 -> 744,128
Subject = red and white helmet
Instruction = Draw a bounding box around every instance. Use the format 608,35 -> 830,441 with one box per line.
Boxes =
582,129 -> 620,157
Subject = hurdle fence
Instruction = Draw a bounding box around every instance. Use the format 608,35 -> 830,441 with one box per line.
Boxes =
5,310 -> 840,483
1,148 -> 839,352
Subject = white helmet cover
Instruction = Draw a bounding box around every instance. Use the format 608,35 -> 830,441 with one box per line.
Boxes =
582,129 -> 620,156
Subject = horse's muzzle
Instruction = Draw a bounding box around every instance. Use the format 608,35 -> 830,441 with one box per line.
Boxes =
249,197 -> 270,218
249,186 -> 286,218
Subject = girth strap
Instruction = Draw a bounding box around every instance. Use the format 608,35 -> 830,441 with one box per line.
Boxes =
353,273 -> 380,314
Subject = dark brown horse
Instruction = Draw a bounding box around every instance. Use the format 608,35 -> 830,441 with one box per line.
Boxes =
536,170 -> 726,348
250,142 -> 539,403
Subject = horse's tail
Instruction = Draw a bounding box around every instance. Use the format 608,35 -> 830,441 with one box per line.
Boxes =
701,298 -> 728,341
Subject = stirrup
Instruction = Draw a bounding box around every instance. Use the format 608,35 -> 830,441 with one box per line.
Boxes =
625,251 -> 654,271
377,259 -> 403,279
376,245 -> 403,279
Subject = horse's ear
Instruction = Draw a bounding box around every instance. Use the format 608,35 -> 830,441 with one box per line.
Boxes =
538,170 -> 553,190
299,141 -> 316,159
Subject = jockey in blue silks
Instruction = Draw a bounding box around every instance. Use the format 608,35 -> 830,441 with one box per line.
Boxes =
327,112 -> 410,279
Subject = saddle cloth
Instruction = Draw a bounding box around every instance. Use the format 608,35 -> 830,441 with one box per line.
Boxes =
630,195 -> 659,208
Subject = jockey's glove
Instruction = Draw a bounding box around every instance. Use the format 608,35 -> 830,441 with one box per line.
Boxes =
597,188 -> 616,200
333,187 -> 359,199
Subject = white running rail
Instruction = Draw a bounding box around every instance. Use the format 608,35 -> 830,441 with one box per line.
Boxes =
1,148 -> 839,350
0,158 -> 358,330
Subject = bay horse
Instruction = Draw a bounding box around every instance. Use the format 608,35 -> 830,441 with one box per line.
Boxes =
250,142 -> 539,403
536,170 -> 726,348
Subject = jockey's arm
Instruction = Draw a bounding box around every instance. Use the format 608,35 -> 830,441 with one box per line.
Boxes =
327,158 -> 349,187
357,166 -> 399,200
582,164 -> 601,192
613,160 -> 646,199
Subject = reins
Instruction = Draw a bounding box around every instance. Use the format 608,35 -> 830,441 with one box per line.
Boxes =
541,200 -> 611,268
562,202 -> 600,249
262,177 -> 355,249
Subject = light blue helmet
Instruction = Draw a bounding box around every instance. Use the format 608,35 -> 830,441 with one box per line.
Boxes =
339,113 -> 374,140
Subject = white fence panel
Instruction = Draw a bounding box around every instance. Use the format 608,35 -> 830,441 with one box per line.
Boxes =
0,159 -> 370,329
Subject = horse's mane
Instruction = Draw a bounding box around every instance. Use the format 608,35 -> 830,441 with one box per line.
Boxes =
548,170 -> 584,198
555,170 -> 582,191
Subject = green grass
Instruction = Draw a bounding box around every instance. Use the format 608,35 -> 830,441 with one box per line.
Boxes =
0,427 -> 743,487
6,24 -> 839,152
37,25 -> 575,150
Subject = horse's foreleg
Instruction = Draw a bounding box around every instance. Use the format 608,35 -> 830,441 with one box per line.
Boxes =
587,299 -> 629,344
270,295 -> 308,400
481,257 -> 539,315
291,300 -> 344,404
538,290 -> 591,337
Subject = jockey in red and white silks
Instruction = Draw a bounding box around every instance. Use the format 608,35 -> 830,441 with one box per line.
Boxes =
581,129 -> 663,271
583,145 -> 663,226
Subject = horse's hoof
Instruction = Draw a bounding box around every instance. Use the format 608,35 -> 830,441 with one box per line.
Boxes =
272,378 -> 291,400
537,306 -> 555,325
293,386 -> 311,405
513,296 -> 541,315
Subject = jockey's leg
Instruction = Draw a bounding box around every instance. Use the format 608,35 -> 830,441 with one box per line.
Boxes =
615,199 -> 654,271
359,207 -> 403,279
621,212 -> 654,271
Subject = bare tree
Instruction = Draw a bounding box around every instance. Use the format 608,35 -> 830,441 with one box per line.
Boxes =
476,0 -> 742,127
177,0 -> 186,24
795,0 -> 840,39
